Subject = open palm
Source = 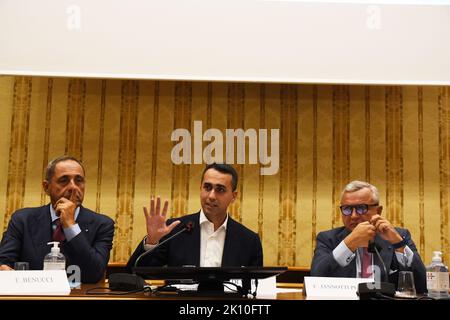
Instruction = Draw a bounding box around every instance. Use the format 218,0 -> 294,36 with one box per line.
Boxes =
144,197 -> 180,244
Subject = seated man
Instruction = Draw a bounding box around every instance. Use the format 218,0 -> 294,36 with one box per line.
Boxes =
0,156 -> 115,283
126,163 -> 263,270
311,180 -> 427,293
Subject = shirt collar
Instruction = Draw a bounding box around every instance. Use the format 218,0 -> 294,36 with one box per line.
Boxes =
50,204 -> 80,222
199,209 -> 228,230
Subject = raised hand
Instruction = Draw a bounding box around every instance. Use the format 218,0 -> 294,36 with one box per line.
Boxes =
144,197 -> 180,245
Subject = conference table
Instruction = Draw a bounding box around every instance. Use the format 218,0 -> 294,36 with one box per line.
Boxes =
0,280 -> 444,320
0,281 -> 304,300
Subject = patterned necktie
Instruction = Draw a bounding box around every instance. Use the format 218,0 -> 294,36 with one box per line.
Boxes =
52,219 -> 66,243
361,247 -> 373,278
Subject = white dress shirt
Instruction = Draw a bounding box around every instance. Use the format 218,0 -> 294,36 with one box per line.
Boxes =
333,240 -> 414,277
199,209 -> 228,267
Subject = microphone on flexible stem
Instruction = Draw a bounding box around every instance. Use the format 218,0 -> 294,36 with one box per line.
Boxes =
358,240 -> 395,300
368,240 -> 389,283
108,222 -> 194,291
134,222 -> 194,268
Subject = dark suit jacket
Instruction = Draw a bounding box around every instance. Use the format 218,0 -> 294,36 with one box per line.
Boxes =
0,204 -> 114,283
310,226 -> 427,293
126,212 -> 263,271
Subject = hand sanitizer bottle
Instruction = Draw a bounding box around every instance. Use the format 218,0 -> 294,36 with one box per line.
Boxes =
426,251 -> 449,299
43,241 -> 66,271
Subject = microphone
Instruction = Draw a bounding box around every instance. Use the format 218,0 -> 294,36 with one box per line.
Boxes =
368,240 -> 388,283
109,221 -> 194,292
358,240 -> 395,299
134,222 -> 194,268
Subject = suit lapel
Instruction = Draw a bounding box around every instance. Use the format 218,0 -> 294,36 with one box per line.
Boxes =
221,217 -> 236,266
30,205 -> 53,260
336,227 -> 351,243
375,235 -> 394,277
191,214 -> 201,266
177,212 -> 201,266
75,206 -> 92,239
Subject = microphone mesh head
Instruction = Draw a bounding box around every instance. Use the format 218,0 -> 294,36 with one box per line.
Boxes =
185,222 -> 194,232
368,241 -> 382,253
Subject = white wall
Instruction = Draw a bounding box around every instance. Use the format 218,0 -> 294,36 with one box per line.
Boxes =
1,0 -> 449,84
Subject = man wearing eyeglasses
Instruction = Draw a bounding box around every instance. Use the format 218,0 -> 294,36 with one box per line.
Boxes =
310,180 -> 427,293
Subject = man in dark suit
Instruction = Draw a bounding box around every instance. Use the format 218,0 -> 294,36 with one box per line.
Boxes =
126,163 -> 263,269
0,156 -> 114,283
311,181 -> 427,293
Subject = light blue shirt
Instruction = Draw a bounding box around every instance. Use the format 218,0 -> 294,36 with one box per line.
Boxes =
50,205 -> 81,242
333,240 -> 414,277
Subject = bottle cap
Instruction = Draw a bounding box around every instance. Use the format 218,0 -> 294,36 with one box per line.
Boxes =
432,251 -> 442,262
47,241 -> 61,255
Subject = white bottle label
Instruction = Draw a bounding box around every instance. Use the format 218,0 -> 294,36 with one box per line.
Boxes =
43,262 -> 66,271
427,272 -> 449,290
438,272 -> 449,290
426,272 -> 437,289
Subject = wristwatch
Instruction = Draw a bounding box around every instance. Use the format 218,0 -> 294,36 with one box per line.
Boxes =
392,237 -> 407,249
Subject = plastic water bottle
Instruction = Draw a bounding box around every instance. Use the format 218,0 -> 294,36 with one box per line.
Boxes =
426,251 -> 449,299
43,241 -> 66,270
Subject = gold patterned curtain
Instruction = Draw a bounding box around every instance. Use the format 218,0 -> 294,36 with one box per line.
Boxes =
0,76 -> 448,267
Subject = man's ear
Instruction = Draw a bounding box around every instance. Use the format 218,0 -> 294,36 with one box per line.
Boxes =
231,191 -> 237,202
42,181 -> 50,195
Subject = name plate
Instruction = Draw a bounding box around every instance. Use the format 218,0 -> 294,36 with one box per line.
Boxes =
304,276 -> 373,300
0,270 -> 71,295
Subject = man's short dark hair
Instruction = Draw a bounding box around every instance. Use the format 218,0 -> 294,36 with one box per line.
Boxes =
201,163 -> 238,191
45,155 -> 85,181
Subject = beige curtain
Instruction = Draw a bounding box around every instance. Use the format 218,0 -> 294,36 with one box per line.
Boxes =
0,76 -> 448,267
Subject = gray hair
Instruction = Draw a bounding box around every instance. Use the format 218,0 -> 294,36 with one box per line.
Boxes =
45,155 -> 85,181
341,180 -> 379,203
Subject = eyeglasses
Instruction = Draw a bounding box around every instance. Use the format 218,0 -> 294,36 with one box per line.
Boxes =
339,204 -> 379,216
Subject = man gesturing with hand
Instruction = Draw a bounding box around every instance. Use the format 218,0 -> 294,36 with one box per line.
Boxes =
126,163 -> 263,269
142,197 -> 180,246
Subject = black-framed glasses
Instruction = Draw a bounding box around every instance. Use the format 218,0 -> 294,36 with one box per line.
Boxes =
339,204 -> 379,216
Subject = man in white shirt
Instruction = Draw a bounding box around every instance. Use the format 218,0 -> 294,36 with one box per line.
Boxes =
126,163 -> 263,269
310,180 -> 427,293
